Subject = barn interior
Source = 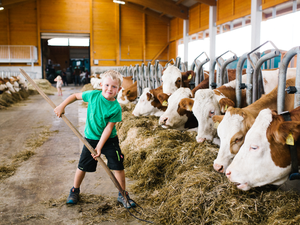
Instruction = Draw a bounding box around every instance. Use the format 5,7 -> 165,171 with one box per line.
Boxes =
1,0 -> 300,224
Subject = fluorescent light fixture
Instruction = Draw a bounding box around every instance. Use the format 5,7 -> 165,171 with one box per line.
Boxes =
0,7 -> 4,10
113,0 -> 125,4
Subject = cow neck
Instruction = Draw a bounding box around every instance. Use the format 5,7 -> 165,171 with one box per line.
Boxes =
281,111 -> 300,180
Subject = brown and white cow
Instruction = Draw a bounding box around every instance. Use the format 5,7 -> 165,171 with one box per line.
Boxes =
161,65 -> 194,95
212,77 -> 296,173
132,86 -> 167,117
159,87 -> 198,130
117,81 -> 137,104
192,68 -> 297,145
191,69 -> 247,97
225,107 -> 300,191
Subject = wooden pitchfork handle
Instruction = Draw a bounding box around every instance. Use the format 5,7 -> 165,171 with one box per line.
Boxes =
19,68 -> 126,198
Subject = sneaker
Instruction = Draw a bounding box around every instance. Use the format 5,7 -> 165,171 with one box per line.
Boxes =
117,191 -> 136,208
66,187 -> 80,204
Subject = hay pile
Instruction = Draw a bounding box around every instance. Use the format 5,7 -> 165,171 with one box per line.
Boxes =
27,79 -> 57,95
115,104 -> 300,224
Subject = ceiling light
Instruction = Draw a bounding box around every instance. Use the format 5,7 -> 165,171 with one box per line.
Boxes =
0,7 -> 4,10
113,0 -> 125,4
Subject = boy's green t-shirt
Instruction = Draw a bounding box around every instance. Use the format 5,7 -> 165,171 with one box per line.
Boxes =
82,90 -> 122,140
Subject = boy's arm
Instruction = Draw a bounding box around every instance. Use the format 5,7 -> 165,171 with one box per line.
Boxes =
54,92 -> 82,117
92,122 -> 115,160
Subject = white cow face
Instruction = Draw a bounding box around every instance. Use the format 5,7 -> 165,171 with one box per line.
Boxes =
162,65 -> 182,95
226,109 -> 290,191
192,89 -> 221,143
117,87 -> 129,104
132,88 -> 164,117
159,88 -> 192,130
213,111 -> 245,173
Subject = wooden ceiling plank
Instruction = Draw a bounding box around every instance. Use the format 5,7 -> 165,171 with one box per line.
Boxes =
124,0 -> 188,20
2,0 -> 31,6
123,2 -> 170,24
175,0 -> 186,5
194,0 -> 216,6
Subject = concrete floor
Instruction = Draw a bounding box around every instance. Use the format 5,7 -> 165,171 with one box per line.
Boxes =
0,85 -> 139,224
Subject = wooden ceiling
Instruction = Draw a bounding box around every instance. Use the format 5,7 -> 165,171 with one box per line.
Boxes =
0,0 -> 216,22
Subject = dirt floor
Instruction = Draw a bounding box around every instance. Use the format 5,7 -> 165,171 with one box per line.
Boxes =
0,85 -> 140,225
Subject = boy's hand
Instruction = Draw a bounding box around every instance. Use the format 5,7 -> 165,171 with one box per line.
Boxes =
54,105 -> 65,118
91,147 -> 101,160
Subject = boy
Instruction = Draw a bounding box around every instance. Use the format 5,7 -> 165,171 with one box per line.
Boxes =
54,70 -> 135,208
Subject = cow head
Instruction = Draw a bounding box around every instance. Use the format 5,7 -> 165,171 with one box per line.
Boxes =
192,89 -> 221,143
161,65 -> 182,95
132,88 -> 165,117
159,88 -> 193,130
226,108 -> 300,190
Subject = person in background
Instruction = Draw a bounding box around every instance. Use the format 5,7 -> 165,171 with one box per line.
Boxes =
74,66 -> 81,86
54,75 -> 63,96
61,68 -> 68,86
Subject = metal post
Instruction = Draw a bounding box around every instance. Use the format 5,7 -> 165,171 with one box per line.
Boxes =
277,46 -> 300,113
191,52 -> 210,86
235,53 -> 248,108
216,50 -> 237,86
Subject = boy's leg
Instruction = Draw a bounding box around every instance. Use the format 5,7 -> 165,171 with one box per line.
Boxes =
74,168 -> 86,188
67,169 -> 85,204
114,170 -> 125,190
115,170 -> 136,208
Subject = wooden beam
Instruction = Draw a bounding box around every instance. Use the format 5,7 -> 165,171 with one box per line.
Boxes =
194,0 -> 216,6
115,4 -> 120,66
122,2 -> 170,24
151,41 -> 174,64
176,0 -> 186,5
1,0 -> 35,9
6,8 -> 10,45
36,0 -> 41,66
90,0 -> 94,66
1,0 -> 32,6
142,13 -> 146,64
124,0 -> 188,20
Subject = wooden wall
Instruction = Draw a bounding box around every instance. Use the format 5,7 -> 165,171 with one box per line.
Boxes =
261,0 -> 290,10
189,3 -> 209,35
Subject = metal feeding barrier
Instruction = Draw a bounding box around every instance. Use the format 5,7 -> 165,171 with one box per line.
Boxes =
190,52 -> 210,88
277,46 -> 300,113
216,50 -> 237,87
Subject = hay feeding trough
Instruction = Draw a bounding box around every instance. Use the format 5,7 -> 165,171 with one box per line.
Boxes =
114,103 -> 300,224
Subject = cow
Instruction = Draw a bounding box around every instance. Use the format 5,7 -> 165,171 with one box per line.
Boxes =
191,69 -> 247,97
158,87 -> 198,130
117,81 -> 137,104
212,77 -> 296,173
161,65 -> 195,95
132,86 -> 167,116
0,78 -> 10,94
225,106 -> 300,191
192,68 -> 297,145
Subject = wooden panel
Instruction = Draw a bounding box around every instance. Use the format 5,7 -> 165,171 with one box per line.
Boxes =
217,0 -> 251,25
262,0 -> 290,10
169,40 -> 177,62
120,6 -> 143,61
40,0 -> 90,33
9,1 -> 37,45
170,17 -> 183,41
189,3 -> 209,35
92,0 -> 117,65
146,15 -> 168,61
0,10 -> 8,44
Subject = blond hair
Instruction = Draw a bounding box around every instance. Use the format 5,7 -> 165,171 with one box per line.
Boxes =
100,70 -> 123,87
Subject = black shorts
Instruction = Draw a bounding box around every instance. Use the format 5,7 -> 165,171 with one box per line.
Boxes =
78,136 -> 124,172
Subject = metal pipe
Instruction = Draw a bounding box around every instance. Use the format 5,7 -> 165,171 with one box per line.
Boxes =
217,50 -> 237,85
277,46 -> 300,113
192,52 -> 210,86
209,60 -> 217,89
235,53 -> 248,108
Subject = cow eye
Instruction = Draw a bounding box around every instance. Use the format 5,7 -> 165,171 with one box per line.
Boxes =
209,110 -> 215,117
250,145 -> 258,150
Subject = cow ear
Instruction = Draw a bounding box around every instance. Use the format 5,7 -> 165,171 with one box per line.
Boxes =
125,89 -> 131,96
179,98 -> 194,111
146,92 -> 153,101
274,121 -> 300,145
219,98 -> 235,113
186,71 -> 195,81
212,115 -> 224,123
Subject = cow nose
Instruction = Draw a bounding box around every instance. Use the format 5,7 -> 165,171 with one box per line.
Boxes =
213,163 -> 224,173
196,137 -> 206,143
226,169 -> 231,178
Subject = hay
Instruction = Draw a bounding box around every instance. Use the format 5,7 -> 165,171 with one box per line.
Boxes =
80,83 -> 93,92
27,79 -> 57,95
115,103 -> 300,224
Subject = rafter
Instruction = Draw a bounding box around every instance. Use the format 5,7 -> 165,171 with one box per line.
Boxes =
194,0 -> 216,6
123,0 -> 188,20
1,0 -> 31,6
122,2 -> 170,24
